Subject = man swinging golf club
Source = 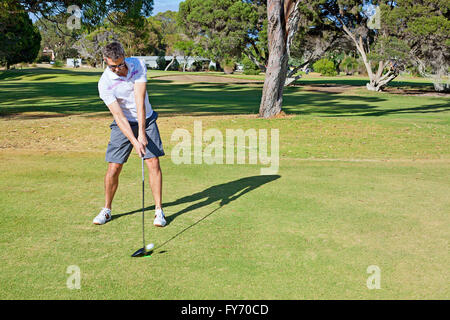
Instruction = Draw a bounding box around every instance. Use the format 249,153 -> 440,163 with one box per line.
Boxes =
93,41 -> 166,228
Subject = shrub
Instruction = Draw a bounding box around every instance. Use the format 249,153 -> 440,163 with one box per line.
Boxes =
313,58 -> 337,76
222,57 -> 236,74
244,69 -> 260,75
242,56 -> 260,75
156,53 -> 166,70
340,56 -> 359,75
52,60 -> 64,68
190,60 -> 203,72
37,55 -> 51,63
357,60 -> 368,76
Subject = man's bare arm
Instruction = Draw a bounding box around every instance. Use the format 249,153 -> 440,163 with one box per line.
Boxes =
134,82 -> 147,147
107,100 -> 146,157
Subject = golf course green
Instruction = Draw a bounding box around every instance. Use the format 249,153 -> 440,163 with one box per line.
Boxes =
0,67 -> 448,299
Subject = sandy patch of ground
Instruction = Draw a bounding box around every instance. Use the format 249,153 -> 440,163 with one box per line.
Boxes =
298,84 -> 358,94
295,83 -> 449,97
154,75 -> 361,94
384,87 -> 450,97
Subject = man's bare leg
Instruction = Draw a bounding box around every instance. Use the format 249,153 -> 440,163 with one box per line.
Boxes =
104,162 -> 123,209
145,157 -> 162,209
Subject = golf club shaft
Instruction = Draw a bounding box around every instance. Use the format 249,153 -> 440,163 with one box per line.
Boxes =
142,157 -> 145,251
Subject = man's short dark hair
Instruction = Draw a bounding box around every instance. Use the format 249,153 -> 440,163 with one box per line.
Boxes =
102,42 -> 125,60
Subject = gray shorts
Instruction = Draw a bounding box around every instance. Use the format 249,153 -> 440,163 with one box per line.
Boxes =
105,111 -> 165,164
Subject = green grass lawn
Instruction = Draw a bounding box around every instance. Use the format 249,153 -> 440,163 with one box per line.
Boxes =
0,67 -> 449,299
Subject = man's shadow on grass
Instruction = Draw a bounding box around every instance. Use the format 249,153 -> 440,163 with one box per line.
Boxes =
165,174 -> 280,223
114,175 -> 280,222
113,175 -> 280,248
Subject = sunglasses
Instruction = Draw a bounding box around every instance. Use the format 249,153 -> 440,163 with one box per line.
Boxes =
108,61 -> 126,70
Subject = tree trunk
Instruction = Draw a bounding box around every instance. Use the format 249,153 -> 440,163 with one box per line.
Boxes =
284,60 -> 310,86
366,61 -> 399,92
432,67 -> 450,92
165,56 -> 176,71
341,23 -> 399,92
259,0 -> 300,118
245,51 -> 267,72
414,58 -> 450,92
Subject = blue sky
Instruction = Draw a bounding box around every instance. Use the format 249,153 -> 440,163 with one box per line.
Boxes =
152,0 -> 183,15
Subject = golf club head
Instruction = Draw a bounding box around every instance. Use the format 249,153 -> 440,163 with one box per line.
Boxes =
131,247 -> 147,257
131,243 -> 154,257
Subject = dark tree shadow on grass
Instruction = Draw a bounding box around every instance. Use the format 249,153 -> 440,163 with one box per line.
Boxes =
1,68 -> 448,118
295,78 -> 436,89
0,67 -> 103,80
323,103 -> 450,117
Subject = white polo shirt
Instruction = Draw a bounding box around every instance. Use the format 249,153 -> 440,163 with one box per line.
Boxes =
98,57 -> 153,122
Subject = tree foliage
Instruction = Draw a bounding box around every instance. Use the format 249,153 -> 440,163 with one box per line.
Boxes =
304,0 -> 449,91
116,16 -> 165,56
72,11 -> 168,65
242,56 -> 260,75
73,27 -> 118,67
18,0 -> 154,30
35,13 -> 81,60
0,1 -> 41,69
153,10 -> 185,55
303,1 -> 407,91
178,0 -> 266,67
383,0 -> 450,91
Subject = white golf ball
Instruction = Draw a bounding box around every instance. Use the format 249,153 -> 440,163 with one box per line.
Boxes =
146,243 -> 154,251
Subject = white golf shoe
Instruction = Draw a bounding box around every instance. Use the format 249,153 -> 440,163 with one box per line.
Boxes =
93,208 -> 112,225
153,207 -> 166,227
